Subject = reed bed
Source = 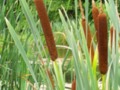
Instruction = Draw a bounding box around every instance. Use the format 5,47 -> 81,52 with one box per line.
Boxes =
0,0 -> 120,90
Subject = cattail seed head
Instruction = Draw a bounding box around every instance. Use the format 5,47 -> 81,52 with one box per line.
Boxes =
98,13 -> 108,74
79,0 -> 94,63
34,0 -> 58,61
82,19 -> 94,63
71,79 -> 76,90
92,3 -> 99,41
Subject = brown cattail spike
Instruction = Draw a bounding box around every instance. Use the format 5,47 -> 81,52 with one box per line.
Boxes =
34,0 -> 58,61
82,19 -> 94,63
98,13 -> 108,74
79,0 -> 94,63
92,1 -> 99,41
71,79 -> 76,90
79,0 -> 85,18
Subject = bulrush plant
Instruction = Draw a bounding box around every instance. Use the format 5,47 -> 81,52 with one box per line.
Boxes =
79,0 -> 94,63
92,0 -> 99,41
34,0 -> 58,61
98,4 -> 108,74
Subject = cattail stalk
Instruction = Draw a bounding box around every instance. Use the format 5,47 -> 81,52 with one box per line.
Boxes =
79,0 -> 94,62
71,79 -> 76,90
98,12 -> 108,74
92,0 -> 99,41
34,0 -> 58,61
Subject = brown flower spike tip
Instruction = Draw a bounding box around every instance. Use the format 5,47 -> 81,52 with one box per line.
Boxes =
98,13 -> 108,74
34,0 -> 58,61
92,1 -> 99,41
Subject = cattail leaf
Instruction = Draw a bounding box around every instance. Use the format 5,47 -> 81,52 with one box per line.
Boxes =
5,18 -> 39,89
59,9 -> 83,90
105,0 -> 120,89
53,61 -> 65,90
19,0 -> 47,59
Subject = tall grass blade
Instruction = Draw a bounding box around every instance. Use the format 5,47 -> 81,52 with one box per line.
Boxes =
53,61 -> 65,90
105,0 -> 120,89
5,18 -> 38,89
